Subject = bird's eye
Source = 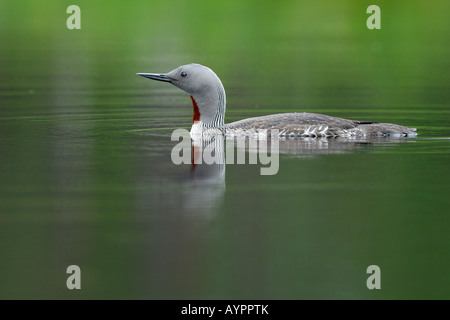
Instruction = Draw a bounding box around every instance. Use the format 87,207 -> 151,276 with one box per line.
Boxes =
181,72 -> 187,78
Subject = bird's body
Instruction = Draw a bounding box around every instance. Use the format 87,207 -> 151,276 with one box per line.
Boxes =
223,112 -> 416,138
138,63 -> 417,138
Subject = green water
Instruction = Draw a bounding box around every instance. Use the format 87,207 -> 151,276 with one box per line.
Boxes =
0,0 -> 449,299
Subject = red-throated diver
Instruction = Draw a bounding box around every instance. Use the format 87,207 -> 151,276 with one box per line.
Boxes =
137,63 -> 417,138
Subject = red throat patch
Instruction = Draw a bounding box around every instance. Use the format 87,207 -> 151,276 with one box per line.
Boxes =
190,95 -> 201,123
191,144 -> 200,172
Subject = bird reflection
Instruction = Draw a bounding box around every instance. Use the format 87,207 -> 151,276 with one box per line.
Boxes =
148,133 -> 415,220
273,136 -> 415,155
180,135 -> 225,218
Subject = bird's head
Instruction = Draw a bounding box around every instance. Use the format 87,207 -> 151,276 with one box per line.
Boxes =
138,63 -> 226,129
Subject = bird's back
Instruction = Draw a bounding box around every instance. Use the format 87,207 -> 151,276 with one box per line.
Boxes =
222,112 -> 417,138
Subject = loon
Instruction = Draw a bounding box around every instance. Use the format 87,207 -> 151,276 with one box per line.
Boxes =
137,63 -> 417,138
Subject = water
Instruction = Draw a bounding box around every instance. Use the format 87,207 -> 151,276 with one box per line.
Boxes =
0,1 -> 449,299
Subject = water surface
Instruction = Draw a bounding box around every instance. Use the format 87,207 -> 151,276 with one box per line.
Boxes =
0,0 -> 449,299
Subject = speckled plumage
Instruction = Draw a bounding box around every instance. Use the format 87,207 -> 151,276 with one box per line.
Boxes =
223,112 -> 417,138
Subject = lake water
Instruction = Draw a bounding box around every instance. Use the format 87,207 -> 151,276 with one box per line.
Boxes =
0,1 -> 449,299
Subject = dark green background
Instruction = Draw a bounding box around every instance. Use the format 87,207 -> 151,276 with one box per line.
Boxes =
0,0 -> 449,299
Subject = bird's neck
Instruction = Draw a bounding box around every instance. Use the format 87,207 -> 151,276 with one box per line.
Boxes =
189,84 -> 226,132
190,95 -> 201,123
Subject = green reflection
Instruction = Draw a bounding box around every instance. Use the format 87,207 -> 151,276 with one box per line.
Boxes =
0,0 -> 449,299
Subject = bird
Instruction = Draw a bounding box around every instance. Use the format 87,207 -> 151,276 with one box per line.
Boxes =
137,63 -> 417,139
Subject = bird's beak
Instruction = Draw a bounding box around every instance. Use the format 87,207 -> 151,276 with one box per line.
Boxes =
137,73 -> 173,83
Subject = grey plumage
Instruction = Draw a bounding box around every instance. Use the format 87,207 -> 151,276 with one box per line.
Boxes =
224,112 -> 417,138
